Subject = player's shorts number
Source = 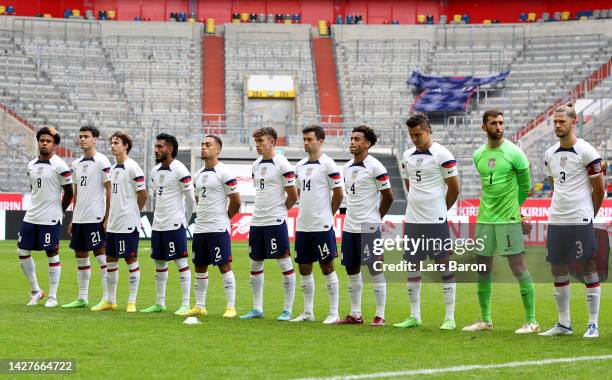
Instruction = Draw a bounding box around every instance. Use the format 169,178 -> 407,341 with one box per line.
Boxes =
317,243 -> 330,259
44,233 -> 51,244
91,231 -> 101,244
119,240 -> 126,252
271,238 -> 277,251
214,247 -> 221,261
575,240 -> 583,259
169,242 -> 176,254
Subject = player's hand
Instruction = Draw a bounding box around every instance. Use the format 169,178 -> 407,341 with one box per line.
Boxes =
521,215 -> 532,235
67,222 -> 72,236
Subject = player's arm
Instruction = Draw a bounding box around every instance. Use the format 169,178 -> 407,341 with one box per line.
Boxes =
548,176 -> 554,193
68,183 -> 77,235
103,180 -> 111,226
136,190 -> 147,211
591,174 -> 605,217
331,187 -> 343,215
62,184 -> 74,212
378,188 -> 394,218
184,187 -> 196,223
445,176 -> 460,210
281,162 -> 297,210
227,192 -> 241,219
403,178 -> 410,192
285,185 -> 298,210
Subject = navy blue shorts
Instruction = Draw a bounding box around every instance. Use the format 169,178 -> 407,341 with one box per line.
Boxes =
69,222 -> 106,252
106,230 -> 139,259
341,230 -> 382,267
546,223 -> 596,264
295,229 -> 337,264
403,222 -> 451,262
192,231 -> 232,266
18,221 -> 61,253
249,222 -> 290,260
151,226 -> 189,261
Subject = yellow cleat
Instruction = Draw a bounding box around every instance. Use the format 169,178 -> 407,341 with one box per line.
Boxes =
92,301 -> 117,311
126,303 -> 137,313
185,306 -> 208,317
223,307 -> 237,318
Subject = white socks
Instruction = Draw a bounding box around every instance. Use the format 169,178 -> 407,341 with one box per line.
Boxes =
175,258 -> 191,308
278,257 -> 295,312
127,261 -> 140,304
76,257 -> 91,301
300,274 -> 315,314
18,249 -> 40,293
47,255 -> 61,299
372,273 -> 386,319
407,272 -> 422,321
554,276 -> 571,327
250,260 -> 264,311
94,254 -> 109,301
107,262 -> 119,304
325,271 -> 339,316
155,260 -> 169,307
222,271 -> 236,308
348,273 -> 363,318
195,272 -> 209,308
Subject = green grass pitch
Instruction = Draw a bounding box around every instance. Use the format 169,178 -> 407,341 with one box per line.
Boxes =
0,240 -> 611,379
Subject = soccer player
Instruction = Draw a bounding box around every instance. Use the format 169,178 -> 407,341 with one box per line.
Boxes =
141,133 -> 195,316
18,127 -> 73,307
96,131 -> 147,312
336,125 -> 394,326
463,109 -> 539,334
291,125 -> 343,324
62,125 -> 112,310
240,127 -> 298,321
394,113 -> 460,330
185,135 -> 240,318
539,103 -> 605,338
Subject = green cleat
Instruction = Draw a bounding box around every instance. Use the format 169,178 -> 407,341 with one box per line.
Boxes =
440,319 -> 456,330
174,305 -> 190,316
140,304 -> 166,313
393,316 -> 422,328
91,300 -> 108,311
61,299 -> 89,308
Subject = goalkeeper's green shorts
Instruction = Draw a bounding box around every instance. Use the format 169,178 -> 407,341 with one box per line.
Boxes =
475,223 -> 524,256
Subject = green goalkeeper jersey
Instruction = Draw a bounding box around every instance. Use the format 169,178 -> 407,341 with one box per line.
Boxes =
472,139 -> 531,224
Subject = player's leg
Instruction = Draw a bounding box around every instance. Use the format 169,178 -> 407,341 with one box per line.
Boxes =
336,231 -> 363,324
123,231 -> 141,312
366,230 -> 386,326
219,261 -> 236,318
463,223 -> 494,331
272,222 -> 295,321
98,232 -> 119,311
291,231 -> 315,322
583,257 -> 600,338
395,223 -> 424,329
171,227 -> 191,315
63,224 -> 91,308
43,223 -> 62,308
186,233 -> 209,317
240,226 -> 265,318
318,229 -> 339,324
91,245 -> 109,309
506,250 -> 539,333
17,222 -> 44,305
436,254 -> 457,330
141,230 -> 168,313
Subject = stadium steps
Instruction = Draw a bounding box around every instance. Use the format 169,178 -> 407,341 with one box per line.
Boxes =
202,35 -> 225,129
371,153 -> 406,216
312,37 -> 342,122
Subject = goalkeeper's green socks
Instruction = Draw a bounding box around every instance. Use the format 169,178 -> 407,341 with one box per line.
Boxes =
517,271 -> 537,324
477,274 -> 492,324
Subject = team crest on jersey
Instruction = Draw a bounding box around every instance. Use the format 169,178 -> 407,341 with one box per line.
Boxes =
560,156 -> 568,168
261,166 -> 267,177
37,167 -> 44,176
159,173 -> 166,183
351,169 -> 359,179
83,164 -> 89,172
416,158 -> 423,167
305,167 -> 314,177
113,171 -> 120,180
488,158 -> 496,169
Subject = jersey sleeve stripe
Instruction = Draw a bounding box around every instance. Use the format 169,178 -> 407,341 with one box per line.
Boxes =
282,171 -> 296,179
133,176 -> 145,182
441,160 -> 457,168
375,173 -> 389,181
60,170 -> 72,177
225,179 -> 238,186
179,175 -> 192,184
586,158 -> 603,176
102,167 -> 111,173
328,172 -> 341,179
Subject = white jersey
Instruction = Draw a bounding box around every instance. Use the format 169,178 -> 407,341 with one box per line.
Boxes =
402,142 -> 457,223
295,154 -> 342,232
342,155 -> 390,233
151,159 -> 193,231
72,152 -> 112,224
24,154 -> 72,225
193,162 -> 239,234
545,138 -> 603,224
251,154 -> 295,226
106,157 -> 146,233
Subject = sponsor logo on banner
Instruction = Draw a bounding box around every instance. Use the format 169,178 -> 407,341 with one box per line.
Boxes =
0,193 -> 23,210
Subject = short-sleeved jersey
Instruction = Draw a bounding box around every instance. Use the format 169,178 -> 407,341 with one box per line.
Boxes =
402,142 -> 457,223
151,159 -> 193,231
295,154 -> 342,232
72,152 -> 111,224
24,154 -> 72,225
473,140 -> 530,224
342,155 -> 390,233
251,154 -> 296,226
193,162 -> 239,234
106,157 -> 146,233
545,138 -> 603,224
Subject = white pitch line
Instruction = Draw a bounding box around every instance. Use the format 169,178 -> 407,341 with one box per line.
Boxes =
298,355 -> 612,380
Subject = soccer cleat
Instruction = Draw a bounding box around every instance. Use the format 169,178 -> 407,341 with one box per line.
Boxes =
462,320 -> 493,332
126,303 -> 137,313
539,323 -> 573,336
334,315 -> 363,325
290,312 -> 315,322
140,304 -> 167,313
26,290 -> 45,306
440,319 -> 457,330
323,314 -> 340,324
515,322 -> 540,334
44,297 -> 58,308
393,316 -> 422,329
239,309 -> 264,319
174,305 -> 191,316
370,316 -> 386,326
277,310 -> 292,321
583,323 -> 599,338
223,307 -> 237,318
185,306 -> 208,317
62,299 -> 89,308
92,300 -> 116,311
